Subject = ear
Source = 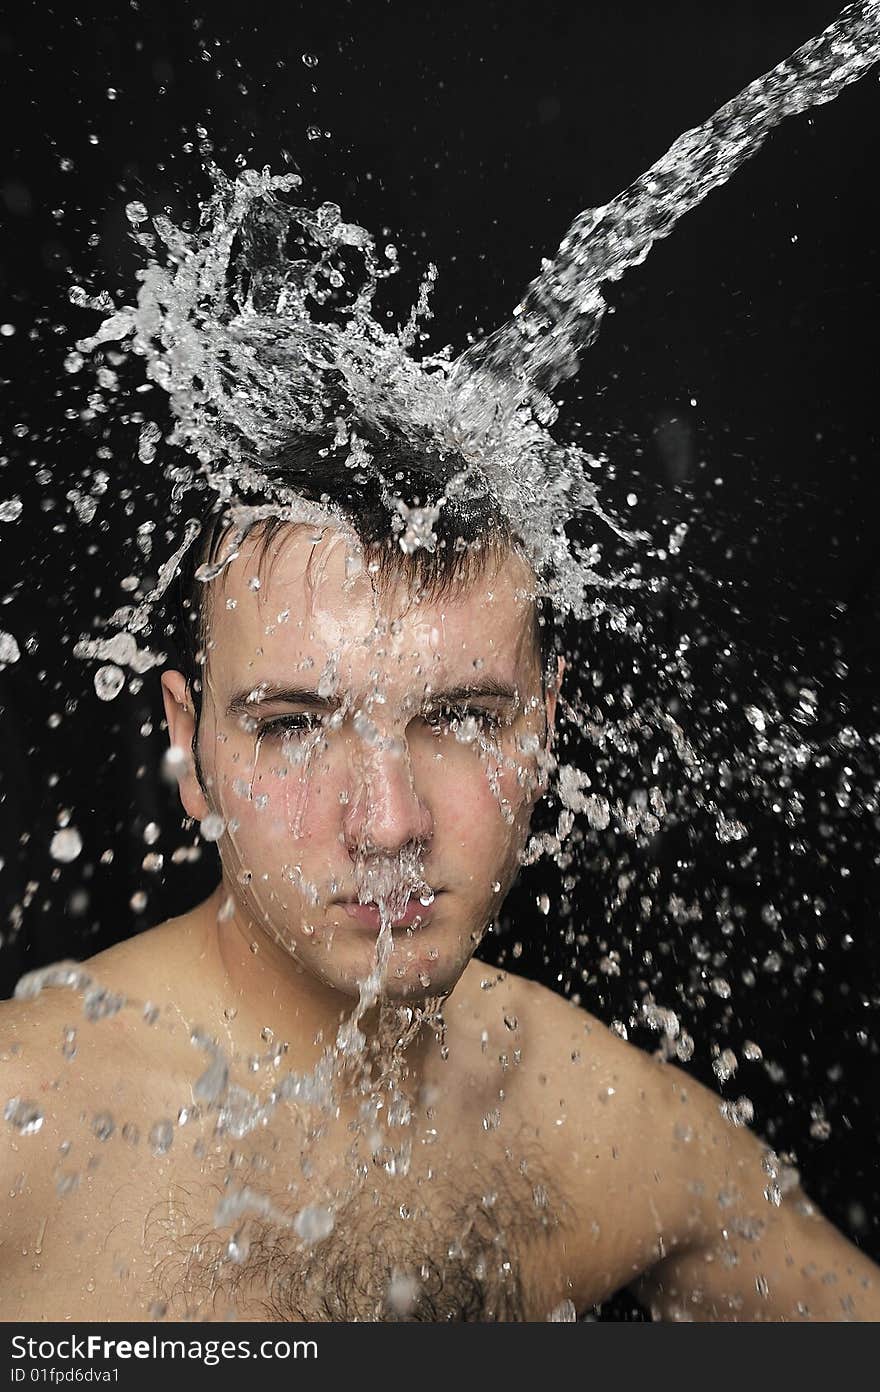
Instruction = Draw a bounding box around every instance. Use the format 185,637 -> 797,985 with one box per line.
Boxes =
160,669 -> 210,822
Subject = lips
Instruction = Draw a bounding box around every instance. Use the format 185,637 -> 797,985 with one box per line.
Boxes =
339,892 -> 439,930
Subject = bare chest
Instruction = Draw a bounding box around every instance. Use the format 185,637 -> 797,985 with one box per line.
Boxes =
144,1119 -> 569,1323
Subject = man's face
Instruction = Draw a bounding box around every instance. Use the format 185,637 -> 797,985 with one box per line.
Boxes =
163,525 -> 557,1003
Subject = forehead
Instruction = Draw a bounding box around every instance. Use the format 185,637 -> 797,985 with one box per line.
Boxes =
204,525 -> 539,696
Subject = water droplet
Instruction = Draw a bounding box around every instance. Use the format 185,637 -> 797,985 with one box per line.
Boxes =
161,746 -> 187,783
713,1048 -> 738,1083
809,1112 -> 831,1140
453,714 -> 480,744
193,1055 -> 229,1104
50,828 -> 82,863
83,987 -> 126,1022
92,1111 -> 115,1141
4,1098 -> 43,1135
306,125 -> 321,141
301,52 -> 318,68
0,499 -> 23,522
138,421 -> 161,464
386,1269 -> 419,1316
200,813 -> 226,842
94,665 -> 125,701
721,1096 -> 754,1128
716,814 -> 747,843
0,632 -> 20,665
352,710 -> 381,745
227,1231 -> 251,1263
744,705 -> 767,733
148,1119 -> 174,1156
125,201 -> 148,225
294,1204 -> 334,1244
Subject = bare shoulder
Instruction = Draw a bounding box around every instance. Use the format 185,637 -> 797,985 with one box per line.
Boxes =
448,967 -> 702,1301
455,959 -> 655,1095
484,969 -> 747,1186
0,935 -> 195,1247
0,989 -> 103,1243
450,961 -> 676,1169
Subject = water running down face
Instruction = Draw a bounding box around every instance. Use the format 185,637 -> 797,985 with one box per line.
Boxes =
162,524 -> 560,1006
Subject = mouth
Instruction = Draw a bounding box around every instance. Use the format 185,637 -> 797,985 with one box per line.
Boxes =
338,891 -> 441,931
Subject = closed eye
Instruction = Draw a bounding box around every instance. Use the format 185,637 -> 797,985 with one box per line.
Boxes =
257,712 -> 324,740
421,705 -> 504,735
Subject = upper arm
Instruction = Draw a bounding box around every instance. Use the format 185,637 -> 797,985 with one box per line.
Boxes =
0,1005 -> 55,1253
514,978 -> 880,1320
624,1048 -> 880,1321
634,1182 -> 880,1321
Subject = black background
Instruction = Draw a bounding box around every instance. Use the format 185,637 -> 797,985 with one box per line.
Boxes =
0,0 -> 878,1320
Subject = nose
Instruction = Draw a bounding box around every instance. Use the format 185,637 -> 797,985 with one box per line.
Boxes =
342,735 -> 433,859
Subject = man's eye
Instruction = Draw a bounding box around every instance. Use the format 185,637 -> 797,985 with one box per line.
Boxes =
258,713 -> 322,740
423,707 -> 502,735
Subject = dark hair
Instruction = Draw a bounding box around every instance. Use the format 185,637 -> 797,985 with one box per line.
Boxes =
167,422 -> 557,726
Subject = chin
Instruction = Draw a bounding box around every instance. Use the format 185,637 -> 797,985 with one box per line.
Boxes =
377,965 -> 463,1004
312,936 -> 471,1004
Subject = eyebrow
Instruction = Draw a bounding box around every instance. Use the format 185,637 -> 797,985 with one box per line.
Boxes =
225,677 -> 519,718
423,681 -> 519,704
226,684 -> 339,718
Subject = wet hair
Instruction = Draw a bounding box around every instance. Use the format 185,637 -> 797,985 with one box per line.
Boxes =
167,421 -> 557,730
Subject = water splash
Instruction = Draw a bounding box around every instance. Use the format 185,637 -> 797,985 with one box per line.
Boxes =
452,0 -> 880,436
71,165 -> 619,626
353,846 -> 431,925
70,5 -> 880,671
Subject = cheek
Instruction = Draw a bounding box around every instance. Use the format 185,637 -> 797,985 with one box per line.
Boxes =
216,739 -> 343,851
415,742 -> 528,844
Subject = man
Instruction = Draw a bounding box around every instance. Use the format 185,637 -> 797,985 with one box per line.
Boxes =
1,427 -> 878,1322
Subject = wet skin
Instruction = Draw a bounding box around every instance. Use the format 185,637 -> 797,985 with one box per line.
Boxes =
1,526 -> 878,1320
